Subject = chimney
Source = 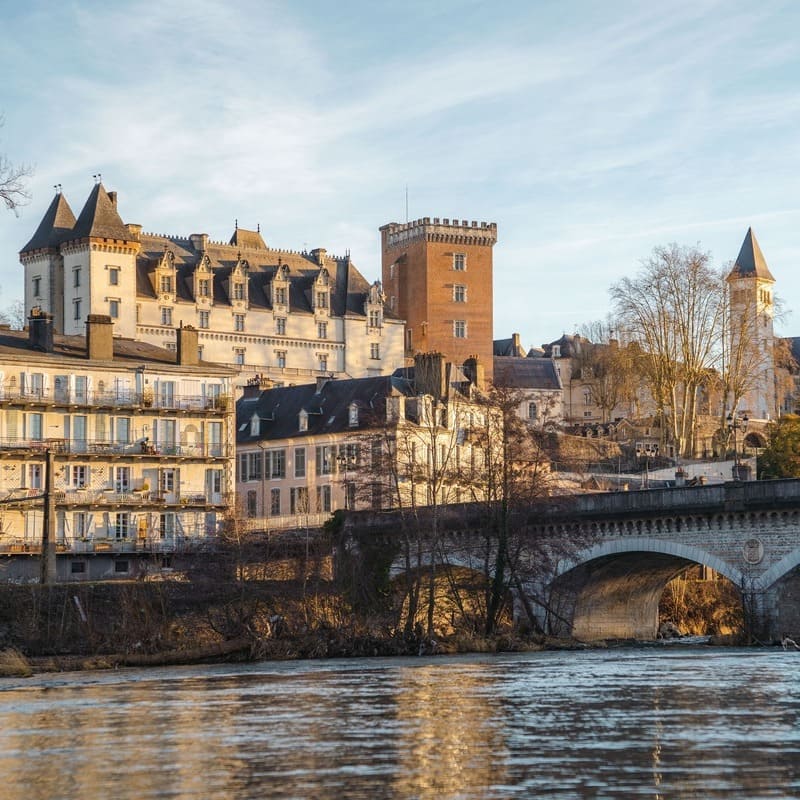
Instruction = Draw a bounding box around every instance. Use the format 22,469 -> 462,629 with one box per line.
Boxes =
463,355 -> 485,392
28,307 -> 54,352
242,374 -> 273,399
108,191 -> 118,207
512,332 -> 522,355
176,324 -> 199,366
316,375 -> 334,393
126,223 -> 142,241
414,352 -> 447,399
85,315 -> 114,361
189,233 -> 209,252
311,247 -> 327,266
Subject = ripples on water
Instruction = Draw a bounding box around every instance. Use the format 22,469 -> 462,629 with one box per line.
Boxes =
0,648 -> 798,799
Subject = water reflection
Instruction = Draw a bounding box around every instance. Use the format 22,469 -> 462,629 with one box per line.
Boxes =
0,649 -> 798,799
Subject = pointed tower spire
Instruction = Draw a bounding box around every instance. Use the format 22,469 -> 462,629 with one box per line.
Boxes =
68,182 -> 133,243
728,227 -> 775,282
19,191 -> 77,253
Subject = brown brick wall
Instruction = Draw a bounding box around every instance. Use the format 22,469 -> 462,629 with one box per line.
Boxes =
381,219 -> 496,381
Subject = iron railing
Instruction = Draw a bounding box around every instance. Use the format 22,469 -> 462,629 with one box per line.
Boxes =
0,437 -> 228,458
0,387 -> 232,412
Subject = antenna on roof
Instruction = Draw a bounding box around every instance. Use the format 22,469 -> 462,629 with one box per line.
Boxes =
235,218 -> 238,230
257,223 -> 260,233
53,184 -> 62,194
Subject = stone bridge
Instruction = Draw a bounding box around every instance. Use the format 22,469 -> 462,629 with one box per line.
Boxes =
342,479 -> 800,641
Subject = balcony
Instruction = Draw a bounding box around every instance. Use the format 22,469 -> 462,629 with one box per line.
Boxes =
0,387 -> 231,414
0,534 -> 218,556
0,437 -> 229,459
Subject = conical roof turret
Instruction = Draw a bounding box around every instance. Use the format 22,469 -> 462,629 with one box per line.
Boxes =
69,182 -> 133,242
19,190 -> 76,253
728,227 -> 775,282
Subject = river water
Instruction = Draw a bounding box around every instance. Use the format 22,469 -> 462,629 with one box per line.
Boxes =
0,647 -> 798,799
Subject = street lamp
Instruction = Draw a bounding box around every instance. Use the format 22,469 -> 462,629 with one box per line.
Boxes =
727,412 -> 749,480
635,442 -> 658,489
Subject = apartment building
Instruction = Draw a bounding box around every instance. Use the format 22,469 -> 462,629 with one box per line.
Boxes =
235,354 -> 498,531
0,312 -> 236,581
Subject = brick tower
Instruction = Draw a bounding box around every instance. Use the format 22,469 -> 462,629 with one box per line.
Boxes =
380,217 -> 497,381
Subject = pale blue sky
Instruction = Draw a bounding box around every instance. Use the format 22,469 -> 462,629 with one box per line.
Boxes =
2,0 -> 800,349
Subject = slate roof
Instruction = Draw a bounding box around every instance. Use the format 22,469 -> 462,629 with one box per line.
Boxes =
728,227 -> 775,282
493,334 -> 526,357
229,227 -> 267,249
236,375 -> 416,443
541,334 -> 585,359
493,356 -> 562,391
0,326 -> 233,373
136,232 -> 395,319
69,183 -> 133,243
20,192 -> 77,252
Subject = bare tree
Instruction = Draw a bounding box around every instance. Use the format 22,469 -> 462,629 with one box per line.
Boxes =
611,245 -> 723,457
0,117 -> 32,215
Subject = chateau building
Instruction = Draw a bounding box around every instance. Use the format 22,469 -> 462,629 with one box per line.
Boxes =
381,217 -> 497,381
20,183 -> 405,387
0,312 -> 236,582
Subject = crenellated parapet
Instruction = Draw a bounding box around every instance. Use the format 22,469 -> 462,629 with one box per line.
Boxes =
381,217 -> 498,249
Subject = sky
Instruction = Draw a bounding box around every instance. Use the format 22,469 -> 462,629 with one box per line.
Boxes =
2,0 -> 800,350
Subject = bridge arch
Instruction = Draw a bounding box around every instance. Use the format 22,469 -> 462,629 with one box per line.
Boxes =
546,537 -> 745,642
757,547 -> 800,590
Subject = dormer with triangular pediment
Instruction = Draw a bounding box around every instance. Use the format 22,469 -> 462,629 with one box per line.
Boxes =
226,254 -> 249,310
312,266 -> 330,317
271,261 -> 290,311
194,253 -> 214,306
365,280 -> 385,330
154,248 -> 176,303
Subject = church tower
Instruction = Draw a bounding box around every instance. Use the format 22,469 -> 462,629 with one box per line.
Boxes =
726,227 -> 776,420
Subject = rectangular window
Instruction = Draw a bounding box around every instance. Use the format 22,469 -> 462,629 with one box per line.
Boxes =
234,314 -> 245,332
294,447 -> 306,478
369,310 -> 380,328
453,253 -> 466,271
159,468 -> 176,494
195,310 -> 208,329
233,282 -> 245,300
73,268 -> 81,287
318,354 -> 328,372
198,279 -> 210,297
159,381 -> 175,407
160,307 -> 172,326
454,284 -> 466,303
114,513 -> 130,540
316,445 -> 333,475
160,513 -> 175,539
72,466 -> 89,489
73,512 -> 88,539
115,467 -> 130,493
109,299 -> 120,318
316,291 -> 328,309
316,485 -> 331,513
454,320 -> 467,339
246,490 -> 258,518
270,488 -> 281,516
290,486 -> 309,515
370,343 -> 380,360
528,402 -> 537,420
71,561 -> 86,574
160,275 -> 173,293
73,298 -> 82,321
276,317 -> 286,335
235,348 -> 245,366
239,451 -> 262,482
28,464 -> 42,489
276,351 -> 286,369
275,286 -> 287,305
27,413 -> 43,441
266,448 -> 286,479
114,560 -> 129,573
109,267 -> 120,286
317,322 -> 327,339
115,417 -> 130,444
32,276 -> 41,296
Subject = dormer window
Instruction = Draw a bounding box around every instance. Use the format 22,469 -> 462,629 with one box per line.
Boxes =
316,291 -> 328,309
160,275 -> 173,294
369,310 -> 380,328
299,409 -> 308,432
198,279 -> 210,297
552,345 -> 561,358
233,282 -> 245,301
348,403 -> 359,427
250,414 -> 260,436
275,286 -> 287,305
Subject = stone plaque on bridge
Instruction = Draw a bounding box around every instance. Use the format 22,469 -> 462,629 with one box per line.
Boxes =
742,538 -> 764,565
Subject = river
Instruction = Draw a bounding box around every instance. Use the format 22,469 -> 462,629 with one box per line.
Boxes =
0,647 -> 798,799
